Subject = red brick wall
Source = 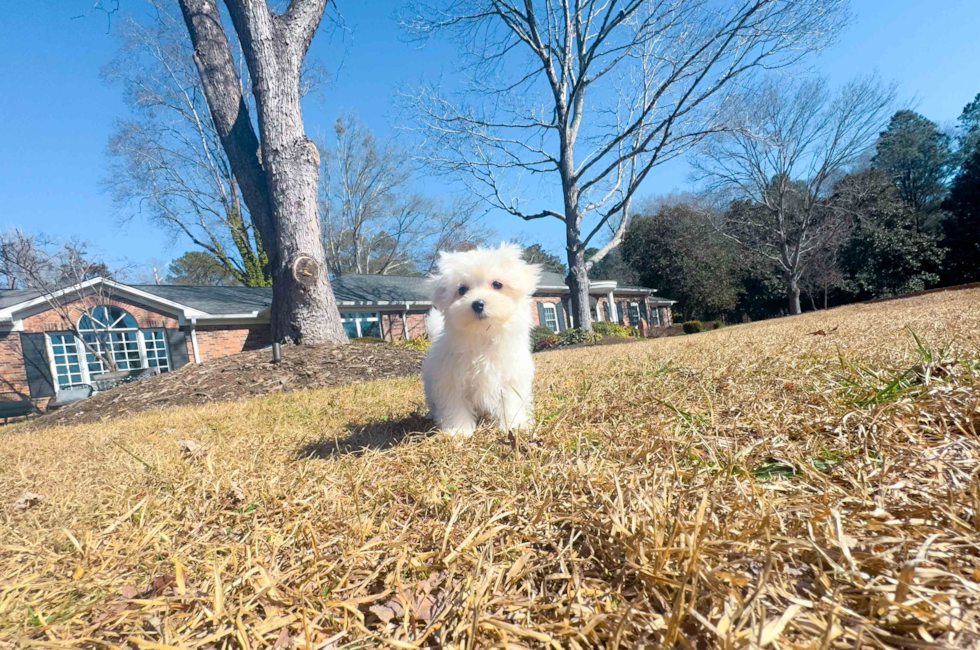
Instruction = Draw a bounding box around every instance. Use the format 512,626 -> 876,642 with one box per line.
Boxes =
530,295 -> 565,328
407,313 -> 427,339
378,312 -> 432,341
21,295 -> 179,332
194,324 -> 271,362
0,331 -> 29,401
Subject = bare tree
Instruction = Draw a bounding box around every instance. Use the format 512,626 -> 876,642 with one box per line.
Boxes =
798,232 -> 846,310
177,0 -> 348,344
0,232 -> 131,373
319,114 -> 491,276
401,0 -> 848,330
0,230 -> 45,290
103,1 -> 273,288
695,75 -> 895,314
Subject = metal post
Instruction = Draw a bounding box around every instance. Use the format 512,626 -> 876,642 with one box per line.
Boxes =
272,342 -> 282,364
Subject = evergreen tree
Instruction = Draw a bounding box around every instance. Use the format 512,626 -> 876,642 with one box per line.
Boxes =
167,252 -> 241,286
520,244 -> 566,274
585,247 -> 639,285
872,110 -> 952,229
836,170 -> 944,298
940,146 -> 980,284
621,204 -> 741,321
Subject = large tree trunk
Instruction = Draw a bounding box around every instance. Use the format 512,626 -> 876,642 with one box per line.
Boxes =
786,274 -> 802,315
565,242 -> 592,332
179,0 -> 347,344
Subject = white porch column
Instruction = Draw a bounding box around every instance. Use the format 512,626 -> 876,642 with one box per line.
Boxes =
190,318 -> 201,364
607,291 -> 617,323
402,310 -> 410,340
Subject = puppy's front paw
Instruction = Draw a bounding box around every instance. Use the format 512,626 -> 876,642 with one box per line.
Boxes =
440,420 -> 477,438
512,418 -> 536,433
499,415 -> 535,433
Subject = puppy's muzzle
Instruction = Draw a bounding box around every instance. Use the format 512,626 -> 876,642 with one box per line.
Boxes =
471,299 -> 488,319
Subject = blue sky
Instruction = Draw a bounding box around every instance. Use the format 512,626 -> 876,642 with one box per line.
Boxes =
1,0 -> 979,277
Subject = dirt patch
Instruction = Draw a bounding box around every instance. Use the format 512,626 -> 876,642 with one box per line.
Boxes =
27,341 -> 425,429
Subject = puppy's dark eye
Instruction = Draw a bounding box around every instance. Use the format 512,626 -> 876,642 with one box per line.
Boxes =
491,281 -> 503,290
458,286 -> 468,296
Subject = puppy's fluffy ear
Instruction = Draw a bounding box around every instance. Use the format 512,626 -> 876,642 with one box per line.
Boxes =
497,242 -> 525,261
510,260 -> 542,297
426,273 -> 455,311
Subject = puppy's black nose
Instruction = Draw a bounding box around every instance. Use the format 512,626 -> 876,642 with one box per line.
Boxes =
471,299 -> 486,314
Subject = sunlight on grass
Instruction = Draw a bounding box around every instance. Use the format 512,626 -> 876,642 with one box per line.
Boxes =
2,289 -> 979,648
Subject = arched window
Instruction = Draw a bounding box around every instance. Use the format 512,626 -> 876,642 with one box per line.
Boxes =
47,305 -> 172,391
78,306 -> 143,374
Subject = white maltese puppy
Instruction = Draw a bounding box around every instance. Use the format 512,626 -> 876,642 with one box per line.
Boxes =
422,243 -> 542,437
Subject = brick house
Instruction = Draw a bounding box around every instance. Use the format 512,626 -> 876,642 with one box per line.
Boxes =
0,272 -> 672,409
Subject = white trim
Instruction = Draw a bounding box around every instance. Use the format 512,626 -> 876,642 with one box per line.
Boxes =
0,277 -> 209,321
628,301 -> 641,325
607,291 -> 617,323
589,280 -> 617,290
194,317 -> 269,326
402,311 -> 410,340
542,303 -> 559,332
190,319 -> 201,365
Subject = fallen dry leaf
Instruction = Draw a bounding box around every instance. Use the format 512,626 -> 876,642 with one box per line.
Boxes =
13,492 -> 47,511
369,571 -> 450,625
273,627 -> 291,649
228,480 -> 246,505
177,438 -> 206,458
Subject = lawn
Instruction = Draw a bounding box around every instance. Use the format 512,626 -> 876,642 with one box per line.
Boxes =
2,289 -> 979,649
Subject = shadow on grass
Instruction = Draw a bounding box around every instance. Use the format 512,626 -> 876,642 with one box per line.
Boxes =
296,411 -> 436,459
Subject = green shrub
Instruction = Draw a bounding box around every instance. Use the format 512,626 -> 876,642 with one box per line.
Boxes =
530,325 -> 556,351
592,321 -> 633,338
557,328 -> 602,346
712,321 -> 724,330
682,320 -> 703,334
533,335 -> 559,352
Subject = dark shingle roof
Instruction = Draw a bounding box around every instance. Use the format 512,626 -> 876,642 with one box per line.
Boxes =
538,271 -> 568,288
135,275 -> 432,314
0,289 -> 42,310
133,285 -> 273,314
331,274 -> 430,303
2,272 -> 662,317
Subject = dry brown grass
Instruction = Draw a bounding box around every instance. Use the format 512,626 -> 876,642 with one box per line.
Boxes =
2,289 -> 980,649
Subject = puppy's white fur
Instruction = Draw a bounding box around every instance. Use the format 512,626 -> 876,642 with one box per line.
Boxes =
422,243 -> 542,437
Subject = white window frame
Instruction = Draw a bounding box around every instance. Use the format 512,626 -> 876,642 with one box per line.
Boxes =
628,302 -> 641,325
542,303 -> 559,331
341,312 -> 380,338
47,332 -> 85,390
650,305 -> 662,327
45,307 -> 172,393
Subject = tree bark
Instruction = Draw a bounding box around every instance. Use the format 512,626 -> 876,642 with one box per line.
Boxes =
565,243 -> 592,331
178,0 -> 347,344
786,274 -> 802,315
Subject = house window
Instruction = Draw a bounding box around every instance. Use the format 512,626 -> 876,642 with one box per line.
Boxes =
79,306 -> 142,373
628,302 -> 641,325
49,333 -> 83,388
341,312 -> 381,338
650,306 -> 662,327
143,330 -> 171,370
542,303 -> 559,331
45,306 -> 171,390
